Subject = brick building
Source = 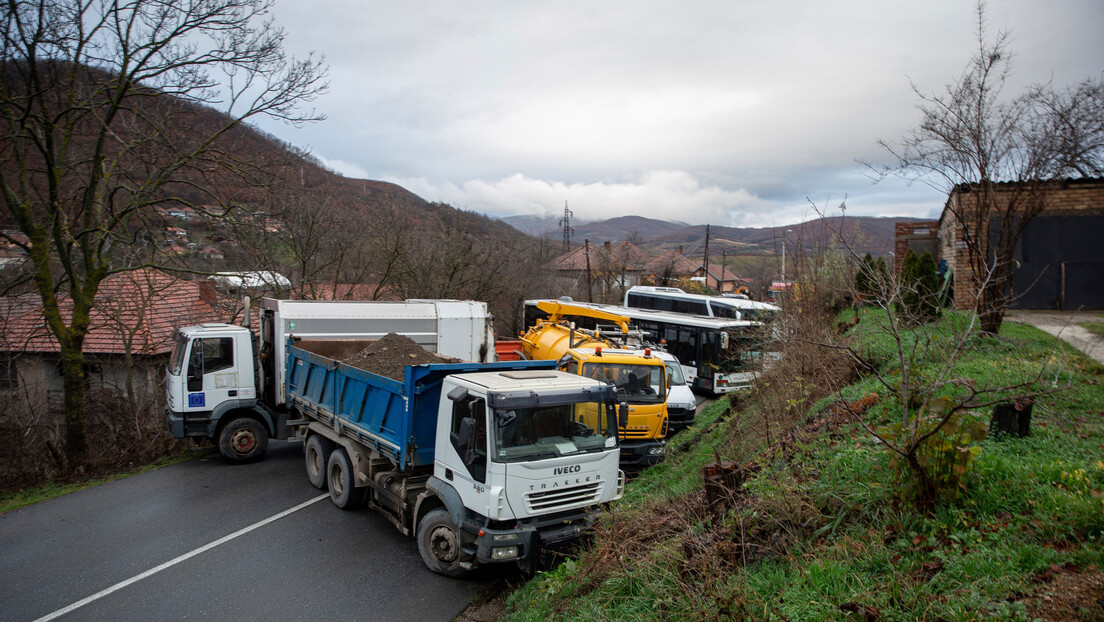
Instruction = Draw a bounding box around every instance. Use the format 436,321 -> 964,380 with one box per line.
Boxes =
893,221 -> 940,275
928,178 -> 1104,310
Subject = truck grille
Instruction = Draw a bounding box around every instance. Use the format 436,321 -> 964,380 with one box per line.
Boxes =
526,482 -> 602,513
620,427 -> 652,439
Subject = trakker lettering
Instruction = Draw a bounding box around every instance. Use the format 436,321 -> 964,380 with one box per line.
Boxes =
529,474 -> 601,491
553,465 -> 581,475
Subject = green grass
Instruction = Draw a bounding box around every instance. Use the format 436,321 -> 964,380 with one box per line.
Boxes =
502,311 -> 1104,621
0,447 -> 208,514
1080,315 -> 1104,339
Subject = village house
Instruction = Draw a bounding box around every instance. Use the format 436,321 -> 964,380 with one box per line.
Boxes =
693,262 -> 749,294
545,241 -> 654,301
642,249 -> 698,287
0,269 -> 230,422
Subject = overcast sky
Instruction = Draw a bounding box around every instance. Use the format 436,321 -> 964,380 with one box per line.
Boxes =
256,1 -> 1104,229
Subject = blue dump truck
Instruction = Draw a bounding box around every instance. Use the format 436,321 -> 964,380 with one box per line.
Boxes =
167,305 -> 626,575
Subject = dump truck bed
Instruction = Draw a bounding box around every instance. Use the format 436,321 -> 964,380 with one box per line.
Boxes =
285,341 -> 556,469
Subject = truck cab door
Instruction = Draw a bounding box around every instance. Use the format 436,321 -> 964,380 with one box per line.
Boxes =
184,336 -> 243,412
441,394 -> 492,515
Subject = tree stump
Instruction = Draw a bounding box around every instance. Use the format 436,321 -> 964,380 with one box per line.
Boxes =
702,460 -> 743,515
989,399 -> 1033,438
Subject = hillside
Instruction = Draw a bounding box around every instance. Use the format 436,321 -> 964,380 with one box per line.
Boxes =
0,62 -> 541,279
501,212 -> 929,259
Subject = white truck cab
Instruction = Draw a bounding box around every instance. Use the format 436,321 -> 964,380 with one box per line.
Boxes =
653,350 -> 697,433
165,323 -> 262,450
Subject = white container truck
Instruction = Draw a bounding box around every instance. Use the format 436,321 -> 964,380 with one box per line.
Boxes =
165,297 -> 495,462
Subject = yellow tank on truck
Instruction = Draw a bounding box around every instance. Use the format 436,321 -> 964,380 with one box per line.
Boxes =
518,302 -> 668,470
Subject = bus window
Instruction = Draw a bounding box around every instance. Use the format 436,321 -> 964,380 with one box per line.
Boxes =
710,302 -> 739,319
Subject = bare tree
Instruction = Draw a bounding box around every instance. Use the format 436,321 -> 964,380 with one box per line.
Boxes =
872,2 -> 1104,334
0,0 -> 327,463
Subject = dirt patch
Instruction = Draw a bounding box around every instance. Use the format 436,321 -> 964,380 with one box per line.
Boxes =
1024,566 -> 1104,621
341,333 -> 460,381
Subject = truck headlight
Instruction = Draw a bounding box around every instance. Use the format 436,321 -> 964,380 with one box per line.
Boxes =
648,446 -> 665,456
492,545 -> 519,560
493,533 -> 518,543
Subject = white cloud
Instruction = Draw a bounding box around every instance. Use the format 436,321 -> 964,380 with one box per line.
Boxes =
381,169 -> 934,228
315,155 -> 371,180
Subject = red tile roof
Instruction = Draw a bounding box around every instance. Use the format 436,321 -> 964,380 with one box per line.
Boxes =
546,241 -> 651,271
643,250 -> 698,276
0,269 -> 226,356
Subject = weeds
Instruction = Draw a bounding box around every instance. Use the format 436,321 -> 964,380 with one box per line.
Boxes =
503,304 -> 1104,621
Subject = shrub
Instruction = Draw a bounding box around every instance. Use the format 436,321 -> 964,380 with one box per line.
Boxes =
897,250 -> 941,324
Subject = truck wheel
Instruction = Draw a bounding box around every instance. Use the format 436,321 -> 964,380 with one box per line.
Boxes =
416,508 -> 468,577
218,417 -> 269,464
304,435 -> 334,489
327,449 -> 366,509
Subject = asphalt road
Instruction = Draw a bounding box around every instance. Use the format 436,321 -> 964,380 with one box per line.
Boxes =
0,441 -> 482,622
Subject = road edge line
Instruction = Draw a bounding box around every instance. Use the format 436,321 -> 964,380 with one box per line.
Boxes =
33,493 -> 329,622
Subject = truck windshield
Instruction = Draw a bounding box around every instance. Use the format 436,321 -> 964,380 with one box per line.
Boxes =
493,401 -> 617,463
664,361 -> 687,386
168,331 -> 189,376
581,362 -> 665,404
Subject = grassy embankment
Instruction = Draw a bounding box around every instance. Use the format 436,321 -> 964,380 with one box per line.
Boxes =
501,311 -> 1104,620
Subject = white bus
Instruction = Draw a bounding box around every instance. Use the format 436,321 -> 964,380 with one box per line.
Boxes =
523,299 -> 770,394
623,286 -> 780,323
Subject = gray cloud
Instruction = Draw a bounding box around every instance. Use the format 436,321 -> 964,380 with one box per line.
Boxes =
263,0 -> 1104,227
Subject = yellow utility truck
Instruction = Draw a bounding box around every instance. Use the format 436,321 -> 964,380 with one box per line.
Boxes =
518,301 -> 668,469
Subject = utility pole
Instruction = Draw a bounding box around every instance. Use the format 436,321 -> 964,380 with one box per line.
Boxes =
782,229 -> 793,285
702,224 -> 710,289
559,201 -> 575,249
584,239 -> 593,302
721,250 -> 726,294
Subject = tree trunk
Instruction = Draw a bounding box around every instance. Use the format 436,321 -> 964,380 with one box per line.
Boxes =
60,346 -> 88,464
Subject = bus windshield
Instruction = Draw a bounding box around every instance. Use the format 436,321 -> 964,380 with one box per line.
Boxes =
581,362 -> 665,404
493,402 -> 617,463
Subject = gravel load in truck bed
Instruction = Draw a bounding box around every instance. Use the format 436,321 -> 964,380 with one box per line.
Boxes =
340,333 -> 461,381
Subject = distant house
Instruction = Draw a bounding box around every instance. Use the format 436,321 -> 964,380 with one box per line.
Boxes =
0,269 -> 228,418
165,226 -> 187,239
262,219 -> 285,234
693,263 -> 746,293
159,206 -> 197,221
0,248 -> 26,269
546,241 -> 651,301
197,246 -> 225,261
1,230 -> 29,252
210,271 -> 292,296
643,250 -> 698,286
895,178 -> 1104,310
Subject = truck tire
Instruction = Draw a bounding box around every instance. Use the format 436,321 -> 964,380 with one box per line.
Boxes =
327,448 -> 366,509
304,435 -> 334,490
416,508 -> 468,577
218,417 -> 269,464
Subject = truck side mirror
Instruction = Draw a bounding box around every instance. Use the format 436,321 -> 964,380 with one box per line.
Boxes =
456,416 -> 478,465
618,401 -> 629,429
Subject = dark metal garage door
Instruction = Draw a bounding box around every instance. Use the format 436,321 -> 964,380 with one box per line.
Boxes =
1009,215 -> 1104,310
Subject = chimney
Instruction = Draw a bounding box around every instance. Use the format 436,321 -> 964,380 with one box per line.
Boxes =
197,279 -> 218,307
679,246 -> 683,255
603,241 -> 611,250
